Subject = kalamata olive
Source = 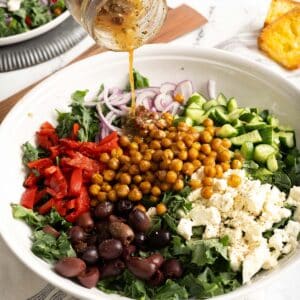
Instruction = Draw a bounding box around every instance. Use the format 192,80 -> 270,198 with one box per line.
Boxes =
122,244 -> 136,260
54,257 -> 86,278
42,225 -> 60,238
101,259 -> 125,278
98,239 -> 123,260
162,259 -> 183,279
73,241 -> 88,254
126,257 -> 156,280
109,215 -> 126,223
77,212 -> 94,232
109,222 -> 134,245
148,270 -> 165,287
134,232 -> 147,249
148,230 -> 171,248
77,266 -> 100,288
117,199 -> 133,215
81,246 -> 99,264
95,202 -> 114,219
128,209 -> 151,233
86,233 -> 98,246
146,253 -> 164,268
69,226 -> 86,243
95,222 -> 111,242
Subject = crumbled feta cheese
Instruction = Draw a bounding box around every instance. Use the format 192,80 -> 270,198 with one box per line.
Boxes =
203,224 -> 219,239
177,218 -> 194,240
288,186 -> 300,205
146,207 -> 157,219
189,205 -> 221,226
8,0 -> 22,11
268,229 -> 288,252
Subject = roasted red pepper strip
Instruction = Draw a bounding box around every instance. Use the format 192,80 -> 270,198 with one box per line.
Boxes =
24,173 -> 38,188
59,139 -> 81,150
69,168 -> 83,196
48,167 -> 68,199
38,199 -> 54,215
65,186 -> 90,223
37,122 -> 59,149
21,187 -> 38,209
63,152 -> 101,173
27,158 -> 53,174
98,131 -> 118,146
72,123 -> 80,140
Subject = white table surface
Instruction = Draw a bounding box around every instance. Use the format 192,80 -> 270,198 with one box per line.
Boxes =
0,0 -> 300,299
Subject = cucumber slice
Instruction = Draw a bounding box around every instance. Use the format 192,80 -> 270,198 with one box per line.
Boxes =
186,101 -> 203,110
278,125 -> 293,132
185,108 -> 205,123
278,131 -> 295,148
186,93 -> 207,107
236,126 -> 247,135
216,93 -> 227,106
214,109 -> 229,125
259,127 -> 273,145
245,122 -> 267,131
253,144 -> 276,163
250,108 -> 259,114
203,100 -> 218,111
267,116 -> 279,128
193,125 -> 205,132
173,117 -> 193,126
228,108 -> 245,122
231,130 -> 262,146
239,113 -> 256,123
267,154 -> 278,172
227,98 -> 238,113
241,142 -> 254,160
259,110 -> 269,121
231,119 -> 243,128
217,124 -> 238,138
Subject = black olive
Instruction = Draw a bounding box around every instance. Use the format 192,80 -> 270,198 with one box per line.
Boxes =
134,232 -> 147,250
98,239 -> 123,260
162,259 -> 183,279
81,246 -> 99,265
148,230 -> 171,248
95,222 -> 111,243
101,259 -> 125,278
95,202 -> 114,219
69,226 -> 86,243
76,212 -> 94,232
128,209 -> 151,233
117,199 -> 133,215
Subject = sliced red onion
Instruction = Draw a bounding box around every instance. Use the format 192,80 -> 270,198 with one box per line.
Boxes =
109,87 -> 122,96
173,80 -> 194,104
96,103 -> 121,133
154,94 -> 173,111
142,98 -> 153,110
207,80 -> 217,99
103,88 -> 127,116
136,90 -> 157,106
120,105 -> 130,112
110,93 -> 131,106
136,87 -> 160,94
160,82 -> 176,95
171,102 -> 181,115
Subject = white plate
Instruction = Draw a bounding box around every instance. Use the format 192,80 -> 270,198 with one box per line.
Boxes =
0,45 -> 300,300
0,11 -> 70,46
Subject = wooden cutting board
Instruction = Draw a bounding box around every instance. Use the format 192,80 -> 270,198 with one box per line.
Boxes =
0,5 -> 207,123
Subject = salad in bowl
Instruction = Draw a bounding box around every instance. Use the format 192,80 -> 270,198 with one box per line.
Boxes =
11,69 -> 300,300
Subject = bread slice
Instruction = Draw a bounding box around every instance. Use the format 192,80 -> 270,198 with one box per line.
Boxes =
258,8 -> 300,70
265,0 -> 300,26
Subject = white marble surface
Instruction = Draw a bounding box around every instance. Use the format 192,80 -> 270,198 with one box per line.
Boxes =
0,0 -> 300,299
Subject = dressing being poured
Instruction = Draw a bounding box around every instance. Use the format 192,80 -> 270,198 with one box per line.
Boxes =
94,0 -> 145,115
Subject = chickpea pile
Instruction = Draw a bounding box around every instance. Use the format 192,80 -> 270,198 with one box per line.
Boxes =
89,114 -> 242,211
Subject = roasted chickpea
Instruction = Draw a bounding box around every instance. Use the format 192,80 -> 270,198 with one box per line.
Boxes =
160,160 -> 171,170
183,135 -> 194,147
156,203 -> 167,215
182,162 -> 194,176
189,179 -> 201,190
201,144 -> 211,155
177,122 -> 189,132
173,179 -> 184,191
140,181 -> 151,194
128,188 -> 143,201
188,148 -> 199,161
162,112 -> 173,125
134,204 -> 146,213
143,150 -> 153,161
111,147 -> 123,158
129,142 -> 139,151
151,186 -> 161,197
192,142 -> 201,151
178,150 -> 188,160
227,174 -> 241,187
133,175 -> 142,184
139,143 -> 148,153
153,130 -> 166,140
99,153 -> 110,163
119,136 -> 130,147
129,164 -> 139,176
198,153 -> 206,161
144,172 -> 155,183
200,130 -> 213,143
160,182 -> 171,192
176,140 -> 186,151
217,150 -> 231,163
163,149 -> 174,160
150,140 -> 161,150
231,159 -> 242,169
151,162 -> 159,172
120,173 -> 131,185
222,139 -> 232,149
108,158 -> 120,170
97,192 -> 107,202
133,136 -> 143,144
102,183 -> 112,192
215,164 -> 224,178
221,162 -> 230,172
204,166 -> 216,178
192,159 -> 201,169
203,118 -> 214,127
203,157 -> 216,166
137,160 -> 150,172
161,138 -> 172,148
209,151 -> 217,158
206,126 -> 215,136
211,138 -> 222,151
108,190 -> 117,202
157,170 -> 167,181
103,170 -> 115,181
149,195 -> 159,203
152,150 -> 163,162
170,159 -> 183,172
234,151 -> 244,161
89,184 -> 100,196
201,186 -> 213,199
169,126 -> 176,132
166,171 -> 177,184
131,152 -> 143,164
167,132 -> 176,140
92,173 -> 103,185
202,177 -> 213,186
119,155 -> 130,164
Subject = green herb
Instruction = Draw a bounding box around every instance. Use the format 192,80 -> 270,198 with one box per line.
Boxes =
154,280 -> 188,300
56,89 -> 99,142
126,69 -> 150,91
22,142 -> 47,165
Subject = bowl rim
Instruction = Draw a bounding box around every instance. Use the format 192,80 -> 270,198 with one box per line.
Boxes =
0,44 -> 300,300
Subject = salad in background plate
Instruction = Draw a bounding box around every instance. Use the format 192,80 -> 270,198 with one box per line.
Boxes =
12,71 -> 300,299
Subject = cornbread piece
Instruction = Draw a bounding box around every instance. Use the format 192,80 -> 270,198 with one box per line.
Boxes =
258,8 -> 300,70
265,0 -> 300,26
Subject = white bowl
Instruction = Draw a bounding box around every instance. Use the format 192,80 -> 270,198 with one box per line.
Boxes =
0,45 -> 299,300
0,11 -> 70,46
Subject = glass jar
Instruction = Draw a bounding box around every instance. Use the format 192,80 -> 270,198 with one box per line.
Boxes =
66,0 -> 168,51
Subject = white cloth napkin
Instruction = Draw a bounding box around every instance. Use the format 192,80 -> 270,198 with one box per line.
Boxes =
1,0 -> 300,299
